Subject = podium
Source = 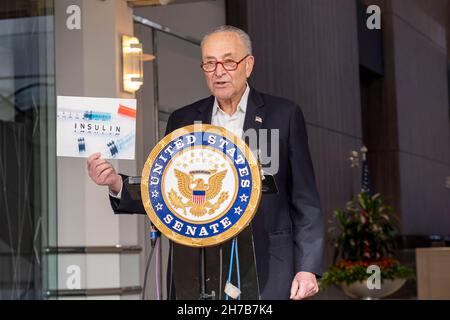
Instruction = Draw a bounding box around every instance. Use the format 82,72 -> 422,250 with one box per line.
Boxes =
135,125 -> 279,300
125,172 -> 277,300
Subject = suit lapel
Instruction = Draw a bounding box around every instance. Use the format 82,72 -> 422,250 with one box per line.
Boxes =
243,88 -> 265,133
196,96 -> 214,124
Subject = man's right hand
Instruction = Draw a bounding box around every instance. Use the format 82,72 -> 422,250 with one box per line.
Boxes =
87,153 -> 122,195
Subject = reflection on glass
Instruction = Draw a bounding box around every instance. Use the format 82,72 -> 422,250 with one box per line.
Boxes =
0,0 -> 56,300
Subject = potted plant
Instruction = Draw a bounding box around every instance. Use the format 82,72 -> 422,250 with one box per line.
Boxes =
320,191 -> 414,299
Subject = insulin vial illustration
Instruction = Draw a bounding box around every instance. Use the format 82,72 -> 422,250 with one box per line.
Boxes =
102,134 -> 135,158
58,106 -> 136,121
58,108 -> 112,121
78,137 -> 86,153
83,111 -> 112,121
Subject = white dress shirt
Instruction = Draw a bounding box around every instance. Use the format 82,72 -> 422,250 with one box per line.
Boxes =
211,83 -> 250,138
111,84 -> 250,199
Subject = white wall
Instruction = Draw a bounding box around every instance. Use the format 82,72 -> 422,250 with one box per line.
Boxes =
55,0 -> 140,300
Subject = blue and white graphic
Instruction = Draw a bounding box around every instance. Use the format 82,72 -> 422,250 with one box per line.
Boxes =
57,96 -> 137,159
142,125 -> 261,247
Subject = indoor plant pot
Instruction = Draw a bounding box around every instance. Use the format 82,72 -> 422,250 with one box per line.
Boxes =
340,278 -> 406,299
320,192 -> 414,298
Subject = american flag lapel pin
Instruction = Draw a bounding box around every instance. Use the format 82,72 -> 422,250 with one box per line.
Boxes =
255,116 -> 263,123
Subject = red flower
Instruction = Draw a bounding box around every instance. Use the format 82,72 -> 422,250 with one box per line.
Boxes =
359,209 -> 368,224
336,258 -> 398,270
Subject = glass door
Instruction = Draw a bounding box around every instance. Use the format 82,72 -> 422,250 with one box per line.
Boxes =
0,0 -> 57,299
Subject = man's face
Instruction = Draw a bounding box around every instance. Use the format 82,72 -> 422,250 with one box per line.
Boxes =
201,32 -> 254,102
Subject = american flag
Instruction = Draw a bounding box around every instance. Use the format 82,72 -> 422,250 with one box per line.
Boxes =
192,190 -> 206,205
361,150 -> 373,195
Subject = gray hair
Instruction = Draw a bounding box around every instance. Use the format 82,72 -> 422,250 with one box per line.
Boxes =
201,25 -> 253,55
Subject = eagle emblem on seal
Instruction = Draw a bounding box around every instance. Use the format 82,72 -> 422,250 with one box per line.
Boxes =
168,169 -> 229,217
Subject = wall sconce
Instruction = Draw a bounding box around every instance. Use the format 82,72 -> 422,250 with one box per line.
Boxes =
122,35 -> 155,93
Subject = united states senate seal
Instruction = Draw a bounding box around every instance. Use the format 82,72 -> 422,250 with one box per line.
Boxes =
141,124 -> 261,247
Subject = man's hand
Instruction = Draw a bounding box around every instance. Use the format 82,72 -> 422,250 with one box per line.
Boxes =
290,271 -> 319,300
87,153 -> 122,194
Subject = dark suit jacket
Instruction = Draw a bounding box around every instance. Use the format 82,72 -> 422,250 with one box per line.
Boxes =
110,88 -> 324,299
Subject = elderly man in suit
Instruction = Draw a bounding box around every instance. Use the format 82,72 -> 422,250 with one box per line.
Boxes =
87,25 -> 324,300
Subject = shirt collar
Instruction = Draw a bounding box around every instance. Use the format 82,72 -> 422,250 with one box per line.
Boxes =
213,83 -> 250,116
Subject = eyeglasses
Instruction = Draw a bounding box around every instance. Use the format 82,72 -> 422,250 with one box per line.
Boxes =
200,55 -> 249,72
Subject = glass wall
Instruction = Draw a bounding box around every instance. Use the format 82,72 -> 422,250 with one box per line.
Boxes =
0,0 -> 57,299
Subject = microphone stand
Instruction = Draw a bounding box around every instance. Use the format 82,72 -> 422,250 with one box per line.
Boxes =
199,248 -> 215,300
